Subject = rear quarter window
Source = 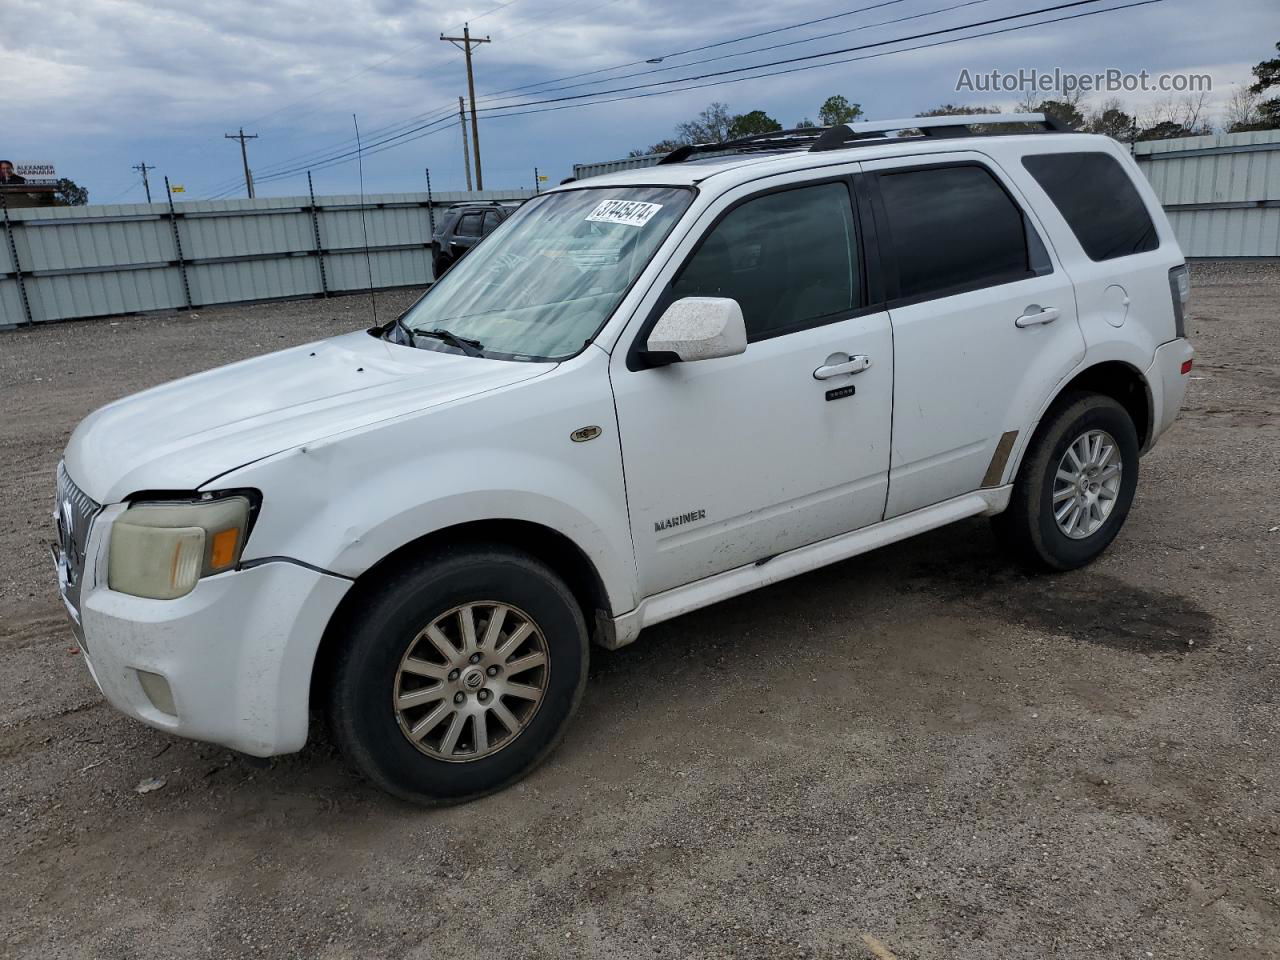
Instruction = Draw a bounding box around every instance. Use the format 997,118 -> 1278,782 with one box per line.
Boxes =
1021,152 -> 1159,261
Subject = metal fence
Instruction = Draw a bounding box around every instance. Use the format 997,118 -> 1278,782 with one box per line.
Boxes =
0,187 -> 536,328
1133,129 -> 1280,258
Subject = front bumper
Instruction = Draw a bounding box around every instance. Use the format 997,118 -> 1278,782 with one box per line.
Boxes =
59,502 -> 351,756
1146,337 -> 1195,447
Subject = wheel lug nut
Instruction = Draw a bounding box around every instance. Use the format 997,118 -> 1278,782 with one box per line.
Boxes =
453,692 -> 465,704
469,653 -> 482,664
448,669 -> 460,681
478,689 -> 490,702
486,665 -> 499,676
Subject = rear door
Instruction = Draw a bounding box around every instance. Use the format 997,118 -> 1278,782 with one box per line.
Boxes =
451,211 -> 484,258
860,153 -> 1085,517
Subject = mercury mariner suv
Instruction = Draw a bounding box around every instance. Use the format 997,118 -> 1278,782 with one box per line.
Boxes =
53,114 -> 1194,804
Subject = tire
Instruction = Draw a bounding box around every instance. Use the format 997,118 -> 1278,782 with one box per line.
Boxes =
327,545 -> 589,805
992,391 -> 1140,571
431,253 -> 449,281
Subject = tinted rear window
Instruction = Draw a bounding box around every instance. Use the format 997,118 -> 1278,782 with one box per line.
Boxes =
1022,152 -> 1158,261
877,164 -> 1032,301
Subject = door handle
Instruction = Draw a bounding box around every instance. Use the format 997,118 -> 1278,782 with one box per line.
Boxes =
813,355 -> 871,380
1015,305 -> 1060,328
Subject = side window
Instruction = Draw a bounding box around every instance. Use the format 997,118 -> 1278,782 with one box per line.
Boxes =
482,210 -> 502,234
671,181 -> 860,341
456,213 -> 482,237
876,164 -> 1033,301
1022,152 -> 1159,261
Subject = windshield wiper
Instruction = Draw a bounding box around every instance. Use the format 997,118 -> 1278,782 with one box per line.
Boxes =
419,327 -> 484,357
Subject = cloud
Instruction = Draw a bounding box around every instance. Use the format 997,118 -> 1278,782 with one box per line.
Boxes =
2,0 -> 1273,200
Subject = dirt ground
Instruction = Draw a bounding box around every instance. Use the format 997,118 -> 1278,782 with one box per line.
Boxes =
1,267 -> 1277,959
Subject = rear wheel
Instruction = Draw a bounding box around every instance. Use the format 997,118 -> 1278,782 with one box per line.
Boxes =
327,545 -> 589,805
992,392 -> 1140,570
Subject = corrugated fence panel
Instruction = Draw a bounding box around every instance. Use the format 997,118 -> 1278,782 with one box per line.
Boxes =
1166,208 -> 1280,258
189,255 -> 320,306
25,266 -> 188,322
0,279 -> 23,325
1135,129 -> 1280,258
1,188 -> 533,327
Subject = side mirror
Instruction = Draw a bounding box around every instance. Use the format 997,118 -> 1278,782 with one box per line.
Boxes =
643,297 -> 747,366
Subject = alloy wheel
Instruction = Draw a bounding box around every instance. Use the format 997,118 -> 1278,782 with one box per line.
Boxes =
1052,428 -> 1123,539
393,602 -> 549,762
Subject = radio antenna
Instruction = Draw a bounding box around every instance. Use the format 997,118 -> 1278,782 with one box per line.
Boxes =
352,113 -> 378,326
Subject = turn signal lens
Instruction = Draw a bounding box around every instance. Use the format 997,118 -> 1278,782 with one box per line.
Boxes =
209,527 -> 240,571
1181,359 -> 1194,375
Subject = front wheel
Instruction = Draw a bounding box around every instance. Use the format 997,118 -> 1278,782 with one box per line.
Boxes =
327,546 -> 589,805
992,392 -> 1140,571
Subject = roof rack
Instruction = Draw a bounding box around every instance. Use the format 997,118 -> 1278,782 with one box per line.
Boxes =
658,127 -> 835,165
657,113 -> 1072,164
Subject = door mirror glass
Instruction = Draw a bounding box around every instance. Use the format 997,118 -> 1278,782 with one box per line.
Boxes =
644,297 -> 747,364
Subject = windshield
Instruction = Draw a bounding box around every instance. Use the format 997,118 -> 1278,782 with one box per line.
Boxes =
401,186 -> 693,360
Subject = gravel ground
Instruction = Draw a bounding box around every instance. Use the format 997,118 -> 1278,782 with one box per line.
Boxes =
1,266 -> 1277,959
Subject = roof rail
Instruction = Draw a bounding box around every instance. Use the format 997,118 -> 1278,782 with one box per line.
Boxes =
656,113 -> 1074,165
657,127 -> 831,165
810,112 -> 1071,152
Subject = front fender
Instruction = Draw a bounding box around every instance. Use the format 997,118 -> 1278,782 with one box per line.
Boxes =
208,360 -> 637,616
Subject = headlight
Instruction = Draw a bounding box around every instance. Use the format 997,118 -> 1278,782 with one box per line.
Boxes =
108,495 -> 252,600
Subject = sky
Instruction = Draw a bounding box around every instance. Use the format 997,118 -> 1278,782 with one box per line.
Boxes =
2,0 -> 1276,204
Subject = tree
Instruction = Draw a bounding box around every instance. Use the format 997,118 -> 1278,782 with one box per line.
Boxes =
795,117 -> 817,129
1030,98 -> 1086,129
916,103 -> 1000,116
628,139 -> 682,158
1084,98 -> 1136,141
1223,86 -> 1266,133
632,101 -> 781,154
1135,120 -> 1194,142
1136,93 -> 1212,140
728,109 -> 781,139
676,102 -> 734,144
1247,41 -> 1280,129
818,95 -> 863,126
54,178 -> 89,206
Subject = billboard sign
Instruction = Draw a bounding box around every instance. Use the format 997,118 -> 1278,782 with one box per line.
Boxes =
1,162 -> 57,186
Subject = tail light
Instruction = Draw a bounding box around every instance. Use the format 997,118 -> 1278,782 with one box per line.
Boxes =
1168,264 -> 1190,338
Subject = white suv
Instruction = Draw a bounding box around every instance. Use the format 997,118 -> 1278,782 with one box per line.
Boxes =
53,115 -> 1194,803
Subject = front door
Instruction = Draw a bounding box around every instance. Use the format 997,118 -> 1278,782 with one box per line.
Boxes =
610,176 -> 893,597
860,154 -> 1086,517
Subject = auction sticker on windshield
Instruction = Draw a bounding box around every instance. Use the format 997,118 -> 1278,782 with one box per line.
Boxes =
585,199 -> 663,228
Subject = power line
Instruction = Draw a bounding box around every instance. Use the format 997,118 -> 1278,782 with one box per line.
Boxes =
477,0 -> 916,101
480,0 -> 998,105
222,0 -> 1163,192
204,0 -> 928,194
481,0 -> 1167,121
476,0 -> 1124,114
203,0 -> 981,195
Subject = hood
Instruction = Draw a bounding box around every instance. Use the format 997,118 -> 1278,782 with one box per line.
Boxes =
65,330 -> 553,503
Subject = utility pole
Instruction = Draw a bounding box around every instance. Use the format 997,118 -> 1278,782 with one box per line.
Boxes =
223,127 -> 259,198
440,24 -> 490,190
132,161 -> 156,203
457,97 -> 473,192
